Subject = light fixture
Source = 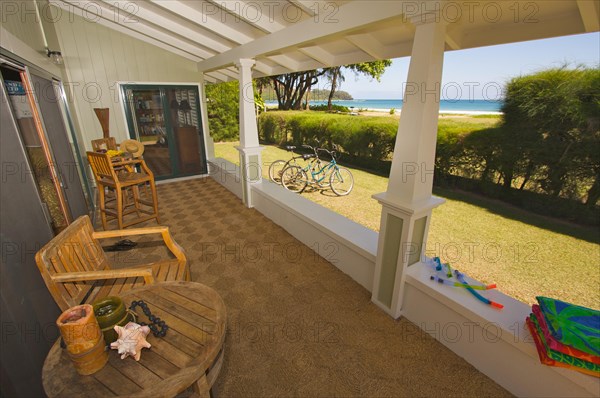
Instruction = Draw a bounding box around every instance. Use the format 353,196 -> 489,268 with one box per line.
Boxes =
46,48 -> 63,65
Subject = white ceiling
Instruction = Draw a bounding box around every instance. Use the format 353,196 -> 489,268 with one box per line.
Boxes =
50,0 -> 599,83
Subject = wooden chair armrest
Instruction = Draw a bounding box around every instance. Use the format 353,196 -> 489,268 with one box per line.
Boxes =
93,227 -> 187,267
111,158 -> 142,167
93,226 -> 168,239
51,267 -> 154,284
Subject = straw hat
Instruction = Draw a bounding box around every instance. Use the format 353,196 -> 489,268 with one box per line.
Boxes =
120,139 -> 145,158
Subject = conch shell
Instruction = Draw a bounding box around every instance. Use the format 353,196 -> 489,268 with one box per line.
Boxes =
110,322 -> 151,361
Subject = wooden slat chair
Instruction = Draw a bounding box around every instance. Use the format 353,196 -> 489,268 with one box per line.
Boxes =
35,215 -> 190,312
91,137 -> 117,152
87,151 -> 159,230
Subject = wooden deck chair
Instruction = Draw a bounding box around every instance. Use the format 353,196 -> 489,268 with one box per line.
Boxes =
35,215 -> 189,311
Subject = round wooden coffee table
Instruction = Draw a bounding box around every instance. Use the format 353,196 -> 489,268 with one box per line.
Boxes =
42,281 -> 226,397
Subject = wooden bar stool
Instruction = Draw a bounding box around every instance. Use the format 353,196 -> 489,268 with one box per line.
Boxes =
87,152 -> 159,230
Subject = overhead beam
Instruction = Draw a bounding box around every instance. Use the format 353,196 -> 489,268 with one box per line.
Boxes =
266,54 -> 299,71
205,0 -> 286,33
298,46 -> 335,66
149,0 -> 257,45
576,0 -> 600,32
197,1 -> 407,72
286,0 -> 316,16
345,33 -> 386,59
445,31 -> 461,50
101,0 -> 231,53
50,0 -> 204,62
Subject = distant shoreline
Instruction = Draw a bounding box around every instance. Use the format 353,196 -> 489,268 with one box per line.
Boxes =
264,105 -> 503,116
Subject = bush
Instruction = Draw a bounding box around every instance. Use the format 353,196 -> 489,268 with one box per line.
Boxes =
308,104 -> 351,112
205,81 -> 239,141
258,111 -> 397,166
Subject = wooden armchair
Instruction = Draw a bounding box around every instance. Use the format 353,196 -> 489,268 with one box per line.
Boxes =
35,215 -> 189,311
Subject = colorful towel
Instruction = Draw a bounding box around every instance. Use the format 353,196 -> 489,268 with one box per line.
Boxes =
537,296 -> 600,357
527,315 -> 600,378
532,305 -> 600,365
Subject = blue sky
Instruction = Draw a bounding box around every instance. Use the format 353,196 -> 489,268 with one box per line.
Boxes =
337,32 -> 599,100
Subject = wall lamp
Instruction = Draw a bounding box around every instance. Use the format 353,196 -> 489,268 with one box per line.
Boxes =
46,48 -> 63,65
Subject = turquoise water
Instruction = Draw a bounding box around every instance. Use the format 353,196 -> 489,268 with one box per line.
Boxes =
266,99 -> 502,114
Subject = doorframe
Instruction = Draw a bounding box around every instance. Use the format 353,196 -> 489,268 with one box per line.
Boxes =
117,82 -> 209,180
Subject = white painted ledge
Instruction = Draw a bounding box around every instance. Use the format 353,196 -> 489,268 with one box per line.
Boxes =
252,180 -> 378,291
403,262 -> 599,397
208,158 -> 243,199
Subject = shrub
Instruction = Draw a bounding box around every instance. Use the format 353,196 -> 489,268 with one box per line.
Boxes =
309,104 -> 351,112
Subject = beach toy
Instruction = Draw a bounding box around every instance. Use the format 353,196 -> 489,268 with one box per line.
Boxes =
455,270 -> 504,309
433,257 -> 443,271
429,275 -> 496,290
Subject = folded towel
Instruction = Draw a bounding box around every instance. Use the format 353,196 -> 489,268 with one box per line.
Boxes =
527,316 -> 600,378
537,296 -> 600,357
532,305 -> 600,365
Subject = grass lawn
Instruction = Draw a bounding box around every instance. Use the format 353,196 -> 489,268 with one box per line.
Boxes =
214,125 -> 600,309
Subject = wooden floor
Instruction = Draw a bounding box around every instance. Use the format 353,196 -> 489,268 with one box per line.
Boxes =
102,177 -> 511,397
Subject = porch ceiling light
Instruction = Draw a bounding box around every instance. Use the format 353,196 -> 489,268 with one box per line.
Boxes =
46,48 -> 63,65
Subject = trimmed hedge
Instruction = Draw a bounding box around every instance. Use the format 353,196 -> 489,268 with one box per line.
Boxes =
259,111 -> 397,161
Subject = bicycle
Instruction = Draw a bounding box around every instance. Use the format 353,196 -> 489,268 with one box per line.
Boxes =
268,144 -> 320,184
281,146 -> 354,196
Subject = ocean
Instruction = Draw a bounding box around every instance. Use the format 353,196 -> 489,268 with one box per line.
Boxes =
266,99 -> 503,114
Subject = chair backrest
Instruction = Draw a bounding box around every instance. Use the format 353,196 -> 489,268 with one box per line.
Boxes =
91,137 -> 117,151
86,151 -> 117,182
35,216 -> 110,311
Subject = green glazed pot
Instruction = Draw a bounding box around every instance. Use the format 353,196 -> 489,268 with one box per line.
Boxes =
92,296 -> 134,344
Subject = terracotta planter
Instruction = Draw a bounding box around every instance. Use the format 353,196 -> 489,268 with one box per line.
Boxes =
93,296 -> 134,344
56,304 -> 107,375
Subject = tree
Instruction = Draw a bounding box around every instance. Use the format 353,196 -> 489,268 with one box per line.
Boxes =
270,70 -> 326,110
205,81 -> 239,141
324,60 -> 392,110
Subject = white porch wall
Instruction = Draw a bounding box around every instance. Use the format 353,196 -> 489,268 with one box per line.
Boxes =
50,7 -> 203,149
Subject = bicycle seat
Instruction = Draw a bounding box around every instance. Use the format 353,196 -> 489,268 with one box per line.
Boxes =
286,145 -> 296,151
302,154 -> 315,160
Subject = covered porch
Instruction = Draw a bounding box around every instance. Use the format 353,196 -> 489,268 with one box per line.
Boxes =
1,0 -> 598,396
148,176 -> 510,396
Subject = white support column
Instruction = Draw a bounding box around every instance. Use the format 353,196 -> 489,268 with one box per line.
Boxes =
198,73 -> 215,161
234,58 -> 264,208
371,19 -> 447,318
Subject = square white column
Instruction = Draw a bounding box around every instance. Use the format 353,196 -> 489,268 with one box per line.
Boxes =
372,19 -> 447,318
234,58 -> 263,208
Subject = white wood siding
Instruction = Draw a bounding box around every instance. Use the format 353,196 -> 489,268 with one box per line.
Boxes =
51,6 -> 203,147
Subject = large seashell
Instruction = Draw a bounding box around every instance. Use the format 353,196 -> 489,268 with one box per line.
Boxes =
110,322 -> 151,361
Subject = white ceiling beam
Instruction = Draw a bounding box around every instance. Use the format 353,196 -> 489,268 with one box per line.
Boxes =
266,54 -> 299,71
460,13 -> 589,50
206,71 -> 230,82
576,0 -> 600,32
445,31 -> 461,50
197,1 -> 407,72
219,68 -> 239,79
286,0 -> 316,16
101,0 -> 231,53
297,46 -> 335,66
50,0 -> 204,62
204,0 -> 286,33
149,0 -> 257,45
253,61 -> 274,76
345,33 -> 386,60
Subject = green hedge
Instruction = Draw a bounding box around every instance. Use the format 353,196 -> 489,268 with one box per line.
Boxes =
259,111 -> 397,161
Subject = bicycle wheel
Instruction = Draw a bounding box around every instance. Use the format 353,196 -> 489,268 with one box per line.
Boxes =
269,159 -> 287,184
330,166 -> 354,196
281,166 -> 308,193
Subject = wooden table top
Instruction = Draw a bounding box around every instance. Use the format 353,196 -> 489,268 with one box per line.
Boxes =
43,281 -> 226,398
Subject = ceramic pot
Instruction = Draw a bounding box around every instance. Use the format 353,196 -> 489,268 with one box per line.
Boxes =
93,296 -> 134,344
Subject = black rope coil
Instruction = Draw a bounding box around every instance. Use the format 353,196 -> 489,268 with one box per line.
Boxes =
129,300 -> 168,337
